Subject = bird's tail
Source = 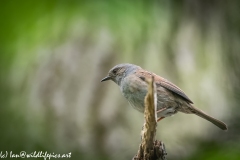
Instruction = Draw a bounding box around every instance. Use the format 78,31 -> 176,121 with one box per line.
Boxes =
191,105 -> 227,130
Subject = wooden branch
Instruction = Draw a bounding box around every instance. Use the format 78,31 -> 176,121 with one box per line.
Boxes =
133,76 -> 167,160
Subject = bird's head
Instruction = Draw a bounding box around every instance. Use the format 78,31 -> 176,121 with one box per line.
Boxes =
101,63 -> 140,85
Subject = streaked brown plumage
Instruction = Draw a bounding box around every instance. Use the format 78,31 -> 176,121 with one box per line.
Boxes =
101,63 -> 227,130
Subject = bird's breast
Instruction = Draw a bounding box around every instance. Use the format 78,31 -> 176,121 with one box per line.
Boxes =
120,74 -> 147,112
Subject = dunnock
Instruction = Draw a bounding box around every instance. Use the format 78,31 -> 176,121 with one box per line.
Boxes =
101,63 -> 227,130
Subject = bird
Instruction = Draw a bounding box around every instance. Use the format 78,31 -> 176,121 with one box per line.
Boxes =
101,63 -> 227,130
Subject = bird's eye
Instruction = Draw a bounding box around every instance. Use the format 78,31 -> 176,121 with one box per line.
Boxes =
112,69 -> 118,74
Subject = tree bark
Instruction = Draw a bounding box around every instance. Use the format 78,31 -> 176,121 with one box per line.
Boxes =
132,76 -> 167,160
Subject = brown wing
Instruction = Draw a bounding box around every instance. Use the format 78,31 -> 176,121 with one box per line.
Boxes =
136,70 -> 193,104
158,78 -> 193,104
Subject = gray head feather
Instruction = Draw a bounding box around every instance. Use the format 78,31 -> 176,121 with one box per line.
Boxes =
101,63 -> 141,85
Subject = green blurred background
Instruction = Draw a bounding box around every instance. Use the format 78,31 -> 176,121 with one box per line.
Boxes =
0,0 -> 240,159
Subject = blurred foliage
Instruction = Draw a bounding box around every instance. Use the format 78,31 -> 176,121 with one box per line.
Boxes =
0,0 -> 240,160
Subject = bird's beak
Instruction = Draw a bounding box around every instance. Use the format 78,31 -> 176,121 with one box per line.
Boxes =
101,76 -> 111,82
